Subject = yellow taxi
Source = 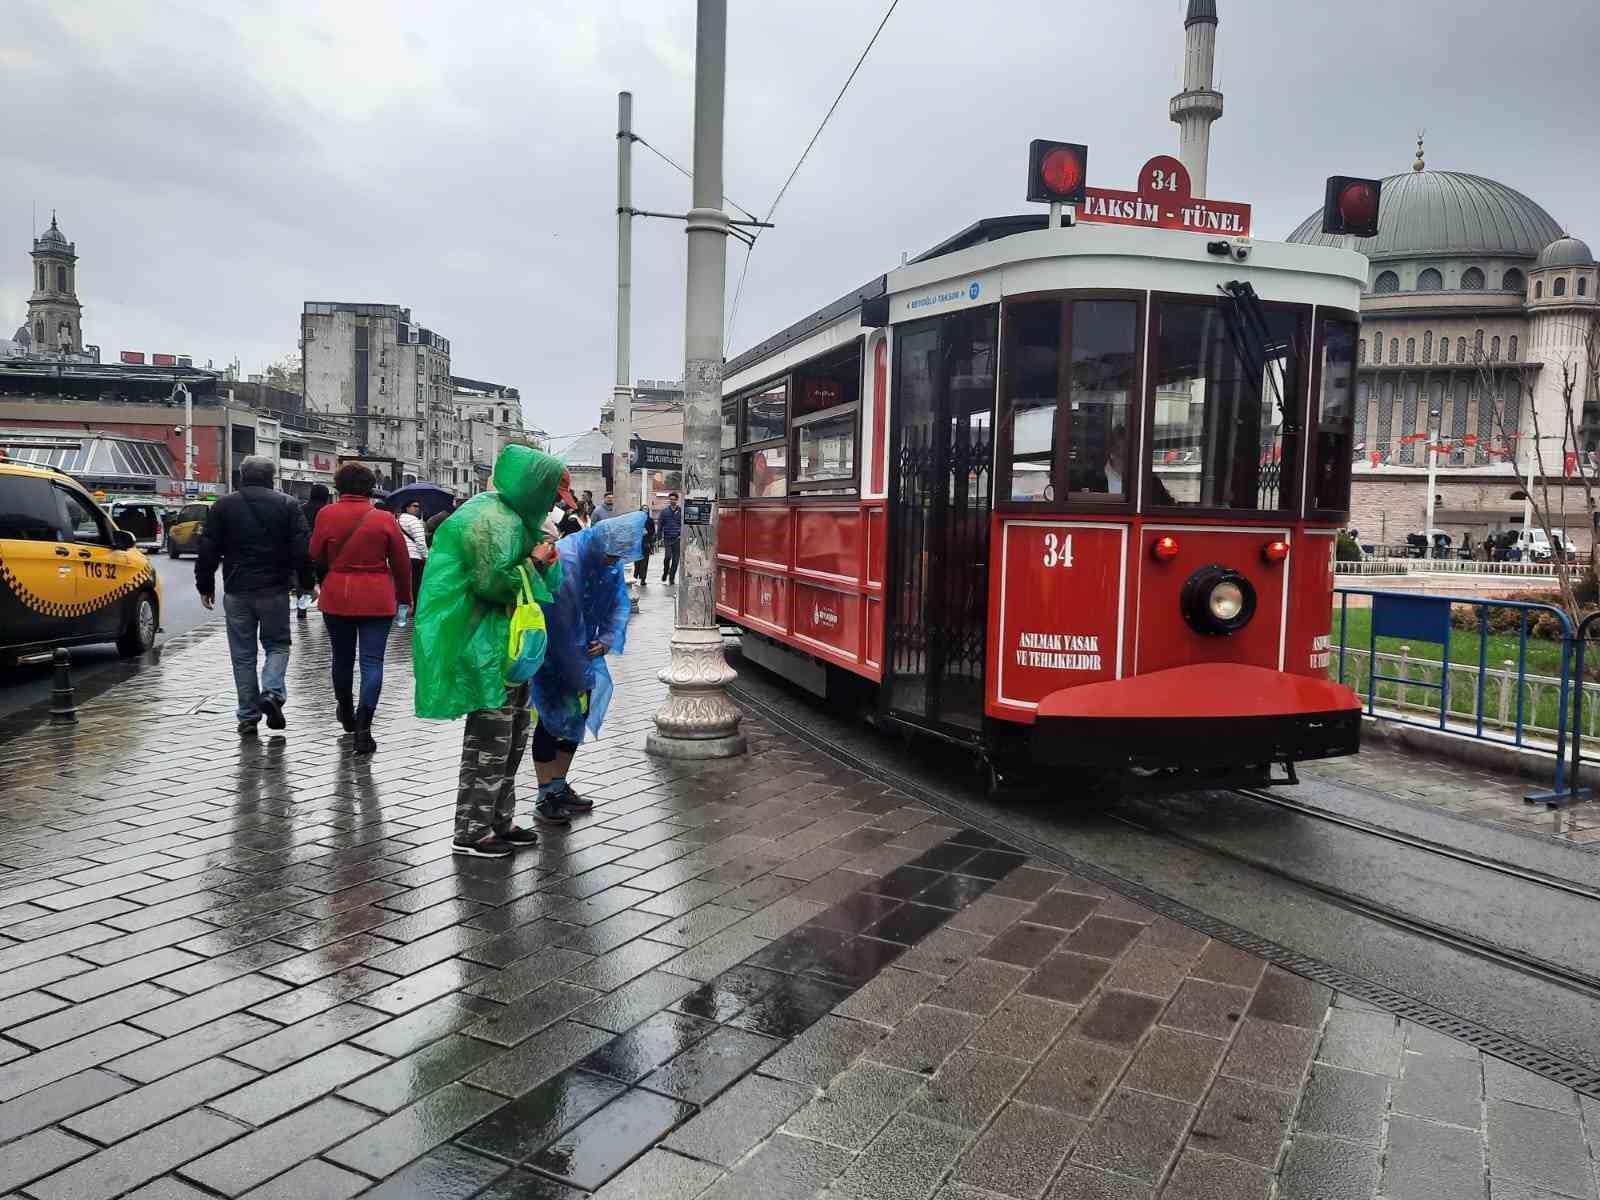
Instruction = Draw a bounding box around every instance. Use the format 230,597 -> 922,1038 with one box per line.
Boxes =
164,500 -> 212,559
0,461 -> 161,665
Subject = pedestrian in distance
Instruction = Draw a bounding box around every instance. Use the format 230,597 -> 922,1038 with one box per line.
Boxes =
529,511 -> 646,823
591,491 -> 615,524
396,499 -> 429,624
413,445 -> 572,859
658,490 -> 682,584
195,455 -> 315,737
634,504 -> 656,587
310,463 -> 412,755
424,501 -> 455,547
296,483 -> 332,619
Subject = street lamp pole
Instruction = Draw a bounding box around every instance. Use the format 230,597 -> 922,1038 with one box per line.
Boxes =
648,0 -> 746,760
614,91 -> 635,514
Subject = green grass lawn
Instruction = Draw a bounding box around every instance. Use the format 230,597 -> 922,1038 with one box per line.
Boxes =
1330,605 -> 1570,679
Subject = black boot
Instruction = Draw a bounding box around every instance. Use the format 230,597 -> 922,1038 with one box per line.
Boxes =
336,697 -> 356,733
354,705 -> 377,755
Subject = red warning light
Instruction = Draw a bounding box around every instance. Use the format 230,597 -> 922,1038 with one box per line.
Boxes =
1262,540 -> 1290,565
1151,535 -> 1181,563
1027,140 -> 1089,205
1321,175 -> 1382,238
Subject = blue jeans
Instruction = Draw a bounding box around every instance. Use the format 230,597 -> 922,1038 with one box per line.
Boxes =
324,615 -> 392,711
223,589 -> 291,722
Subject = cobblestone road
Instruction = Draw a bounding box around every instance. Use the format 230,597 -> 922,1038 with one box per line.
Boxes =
0,593 -> 1594,1199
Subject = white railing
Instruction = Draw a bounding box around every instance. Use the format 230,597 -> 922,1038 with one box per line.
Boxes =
1336,559 -> 1559,578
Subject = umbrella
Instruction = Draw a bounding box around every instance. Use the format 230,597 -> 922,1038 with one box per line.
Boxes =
382,482 -> 456,518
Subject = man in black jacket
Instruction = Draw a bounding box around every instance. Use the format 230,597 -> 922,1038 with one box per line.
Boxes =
196,456 -> 316,735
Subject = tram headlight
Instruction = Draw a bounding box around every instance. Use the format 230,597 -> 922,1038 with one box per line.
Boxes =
1181,564 -> 1257,636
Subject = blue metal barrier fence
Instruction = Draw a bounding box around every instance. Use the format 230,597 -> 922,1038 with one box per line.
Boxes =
1332,588 -> 1583,806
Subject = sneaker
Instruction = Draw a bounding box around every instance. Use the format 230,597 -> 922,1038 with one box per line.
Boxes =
550,782 -> 594,814
238,720 -> 259,737
453,835 -> 513,858
260,694 -> 286,731
534,797 -> 572,826
501,826 -> 540,847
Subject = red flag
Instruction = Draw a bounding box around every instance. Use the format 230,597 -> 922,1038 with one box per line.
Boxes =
1566,451 -> 1578,477
1164,450 -> 1178,465
1464,434 -> 1478,447
1369,450 -> 1381,467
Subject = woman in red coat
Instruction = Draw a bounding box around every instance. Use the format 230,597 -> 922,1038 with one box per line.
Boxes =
310,462 -> 412,754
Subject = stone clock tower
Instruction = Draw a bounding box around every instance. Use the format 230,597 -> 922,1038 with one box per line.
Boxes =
28,213 -> 82,353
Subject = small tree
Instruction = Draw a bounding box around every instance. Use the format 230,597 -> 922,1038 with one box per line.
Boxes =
265,352 -> 304,396
1477,312 -> 1600,622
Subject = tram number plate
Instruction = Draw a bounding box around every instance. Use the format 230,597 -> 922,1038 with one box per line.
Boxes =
1041,533 -> 1074,568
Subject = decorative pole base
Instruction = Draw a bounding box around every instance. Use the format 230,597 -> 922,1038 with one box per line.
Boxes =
647,625 -> 747,760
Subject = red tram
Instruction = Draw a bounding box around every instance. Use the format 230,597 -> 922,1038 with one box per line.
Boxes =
716,151 -> 1374,794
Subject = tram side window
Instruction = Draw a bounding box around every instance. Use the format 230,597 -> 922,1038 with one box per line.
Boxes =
1150,301 -> 1303,511
1066,301 -> 1137,497
740,382 -> 787,498
1001,301 -> 1059,501
1310,319 -> 1358,514
790,347 -> 861,494
719,399 -> 738,499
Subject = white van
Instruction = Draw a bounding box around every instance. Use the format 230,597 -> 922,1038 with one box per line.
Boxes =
1514,528 -> 1577,562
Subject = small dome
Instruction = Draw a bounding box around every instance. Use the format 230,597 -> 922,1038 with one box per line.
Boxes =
1536,236 -> 1595,269
35,214 -> 68,249
1286,170 -> 1565,261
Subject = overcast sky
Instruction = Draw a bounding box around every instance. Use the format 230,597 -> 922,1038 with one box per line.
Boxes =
4,0 -> 1595,443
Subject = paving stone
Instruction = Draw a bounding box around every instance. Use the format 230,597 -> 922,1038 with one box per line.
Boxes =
671,964 -> 785,1023
1021,891 -> 1100,931
0,1069 -> 133,1142
865,1004 -> 981,1076
641,1025 -> 779,1103
663,1072 -> 813,1165
1383,1114 -> 1486,1200
1222,1017 -> 1319,1090
897,927 -> 995,977
235,1159 -> 371,1199
1059,917 -> 1144,960
698,1131 -> 852,1200
1120,1026 -> 1226,1102
1016,1036 -> 1129,1116
589,1148 -> 723,1200
950,1100 -> 1081,1198
227,1004 -> 387,1071
472,1166 -> 586,1198
524,1086 -> 696,1191
785,1059 -> 923,1150
1160,978 -> 1252,1040
1044,1166 -> 1153,1200
1278,1134 -> 1381,1200
465,1020 -> 613,1098
0,1128 -> 97,1193
27,1111 -> 245,1200
1404,1020 -> 1479,1060
0,1022 -> 158,1099
1188,1076 -> 1295,1167
1070,1088 -> 1192,1183
929,958 -> 1032,1016
359,958 -> 497,1014
1248,968 -> 1331,1030
1022,952 -> 1110,1005
1189,941 -> 1267,988
968,993 -> 1075,1061
761,1013 -> 885,1085
180,1097 -> 378,1195
946,895 -> 1032,938
572,970 -> 701,1033
1316,1009 -> 1403,1076
127,1179 -> 224,1200
834,966 -> 941,1028
910,1048 -> 1030,1131
1071,990 -> 1162,1049
462,981 -> 602,1047
66,1056 -> 262,1142
462,946 -> 593,1003
335,1033 -> 505,1112
1294,1063 -> 1389,1144
1486,1100 -> 1593,1198
1484,1056 -> 1581,1115
11,982 -> 175,1049
980,922 -> 1066,968
831,1112 -> 969,1200
577,1010 -> 719,1084
730,974 -> 850,1038
1394,1051 -> 1483,1128
663,929 -> 772,982
1163,1148 -> 1273,1200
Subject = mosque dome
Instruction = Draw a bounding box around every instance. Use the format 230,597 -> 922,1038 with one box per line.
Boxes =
1286,170 -> 1565,261
1535,236 -> 1595,269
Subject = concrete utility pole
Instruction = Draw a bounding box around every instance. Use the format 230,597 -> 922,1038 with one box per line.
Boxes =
648,0 -> 746,760
614,91 -> 636,514
1424,404 -> 1440,560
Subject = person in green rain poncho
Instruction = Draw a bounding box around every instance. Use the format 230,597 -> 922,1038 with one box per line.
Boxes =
413,445 -> 575,858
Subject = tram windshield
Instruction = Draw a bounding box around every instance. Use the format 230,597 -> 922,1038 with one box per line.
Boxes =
1150,300 -> 1304,511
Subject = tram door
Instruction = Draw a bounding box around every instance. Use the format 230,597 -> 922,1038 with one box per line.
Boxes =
885,307 -> 998,733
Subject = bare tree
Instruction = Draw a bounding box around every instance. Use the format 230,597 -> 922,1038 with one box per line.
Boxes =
1476,313 -> 1600,622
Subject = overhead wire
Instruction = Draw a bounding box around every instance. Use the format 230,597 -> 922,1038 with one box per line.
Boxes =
725,0 -> 901,350
632,135 -> 762,225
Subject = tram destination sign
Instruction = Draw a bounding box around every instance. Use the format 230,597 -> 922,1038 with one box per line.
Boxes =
1077,155 -> 1251,238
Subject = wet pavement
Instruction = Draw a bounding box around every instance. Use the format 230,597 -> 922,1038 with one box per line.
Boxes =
0,594 -> 1598,1197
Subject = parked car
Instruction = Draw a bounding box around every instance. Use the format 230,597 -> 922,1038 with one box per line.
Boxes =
0,462 -> 161,665
164,501 -> 213,559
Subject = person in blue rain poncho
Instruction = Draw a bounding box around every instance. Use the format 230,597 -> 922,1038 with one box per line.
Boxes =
529,511 -> 646,821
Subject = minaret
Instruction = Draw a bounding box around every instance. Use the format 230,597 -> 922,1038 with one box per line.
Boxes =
27,212 -> 82,354
1169,0 -> 1223,198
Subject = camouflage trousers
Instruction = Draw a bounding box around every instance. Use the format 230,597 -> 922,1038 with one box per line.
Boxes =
454,684 -> 531,843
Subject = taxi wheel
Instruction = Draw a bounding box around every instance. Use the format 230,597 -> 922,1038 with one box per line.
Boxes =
116,590 -> 158,657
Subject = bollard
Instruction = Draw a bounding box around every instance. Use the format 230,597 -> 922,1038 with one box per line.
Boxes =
49,648 -> 77,722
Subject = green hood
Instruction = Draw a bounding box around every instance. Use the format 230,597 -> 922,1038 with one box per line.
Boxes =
492,445 -> 564,528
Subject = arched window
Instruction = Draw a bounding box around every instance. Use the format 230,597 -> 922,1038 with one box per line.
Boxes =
1439,334 -> 1449,363
1580,278 -> 1589,297
1461,267 -> 1485,290
1503,268 -> 1525,293
1508,335 -> 1518,361
1417,268 -> 1443,291
1457,337 -> 1467,361
1535,280 -> 1544,299
35,264 -> 44,291
1406,337 -> 1416,363
1423,331 -> 1433,362
1475,329 -> 1484,356
1372,334 -> 1382,363
1358,339 -> 1366,364
1554,277 -> 1567,297
56,266 -> 66,292
1490,336 -> 1500,360
1374,270 -> 1400,293
1390,338 -> 1400,362
35,322 -> 44,344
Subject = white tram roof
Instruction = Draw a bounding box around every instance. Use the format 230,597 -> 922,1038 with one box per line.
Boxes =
723,214 -> 1365,394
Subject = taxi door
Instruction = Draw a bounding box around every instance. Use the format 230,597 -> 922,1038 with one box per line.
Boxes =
0,473 -> 80,647
54,482 -> 129,638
